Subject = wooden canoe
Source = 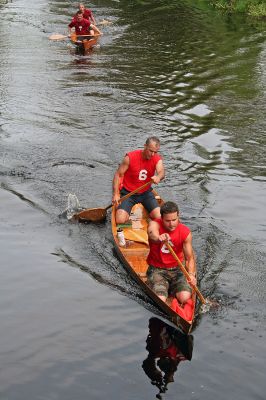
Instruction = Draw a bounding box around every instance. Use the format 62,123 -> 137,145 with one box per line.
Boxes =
111,192 -> 197,334
70,32 -> 99,54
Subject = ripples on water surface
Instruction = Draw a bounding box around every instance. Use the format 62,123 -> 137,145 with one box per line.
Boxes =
0,0 -> 265,399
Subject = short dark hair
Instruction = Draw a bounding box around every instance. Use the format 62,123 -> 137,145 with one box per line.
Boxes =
160,201 -> 179,216
145,136 -> 160,146
76,10 -> 83,15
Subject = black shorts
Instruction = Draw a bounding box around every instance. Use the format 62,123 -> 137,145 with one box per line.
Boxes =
117,187 -> 159,215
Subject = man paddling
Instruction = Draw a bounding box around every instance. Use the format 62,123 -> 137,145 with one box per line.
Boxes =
146,201 -> 196,314
76,3 -> 96,25
68,10 -> 101,41
112,137 -> 165,224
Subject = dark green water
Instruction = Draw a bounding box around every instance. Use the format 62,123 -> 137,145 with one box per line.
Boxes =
0,1 -> 265,399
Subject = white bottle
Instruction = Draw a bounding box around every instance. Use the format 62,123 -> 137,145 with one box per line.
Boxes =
117,228 -> 126,247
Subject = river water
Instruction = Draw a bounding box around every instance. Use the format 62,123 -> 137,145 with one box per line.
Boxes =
0,0 -> 265,399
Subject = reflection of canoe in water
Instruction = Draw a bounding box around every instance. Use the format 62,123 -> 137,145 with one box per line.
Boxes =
143,317 -> 193,397
70,32 -> 99,54
111,191 -> 197,335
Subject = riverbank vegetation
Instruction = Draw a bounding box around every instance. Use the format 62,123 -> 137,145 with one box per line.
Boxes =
210,0 -> 266,17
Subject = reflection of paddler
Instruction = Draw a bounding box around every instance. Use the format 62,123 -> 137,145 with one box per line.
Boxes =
142,317 -> 193,397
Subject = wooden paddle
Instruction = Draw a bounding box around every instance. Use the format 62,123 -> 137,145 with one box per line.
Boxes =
73,180 -> 153,223
49,33 -> 101,41
49,34 -> 69,40
166,243 -> 207,304
98,19 -> 112,26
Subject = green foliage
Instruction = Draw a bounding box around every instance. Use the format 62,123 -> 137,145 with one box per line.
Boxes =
210,0 -> 266,16
248,1 -> 266,17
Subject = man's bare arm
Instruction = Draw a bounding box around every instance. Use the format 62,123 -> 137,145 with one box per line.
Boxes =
112,155 -> 129,203
183,233 -> 197,285
152,159 -> 165,184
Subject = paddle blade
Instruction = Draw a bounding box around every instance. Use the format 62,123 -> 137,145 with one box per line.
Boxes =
98,19 -> 112,26
49,34 -> 68,40
73,207 -> 107,222
199,298 -> 220,313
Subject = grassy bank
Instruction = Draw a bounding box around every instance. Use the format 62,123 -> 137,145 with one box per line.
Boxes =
210,0 -> 266,17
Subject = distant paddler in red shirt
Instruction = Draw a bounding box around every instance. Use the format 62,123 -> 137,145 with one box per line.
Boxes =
112,136 -> 165,224
68,10 -> 101,41
77,3 -> 96,25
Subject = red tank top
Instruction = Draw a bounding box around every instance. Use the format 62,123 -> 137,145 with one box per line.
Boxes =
83,9 -> 93,20
147,219 -> 190,268
122,150 -> 162,193
68,18 -> 91,35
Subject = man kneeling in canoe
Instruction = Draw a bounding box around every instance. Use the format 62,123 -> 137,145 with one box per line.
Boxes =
112,136 -> 165,224
68,10 -> 101,42
146,201 -> 196,314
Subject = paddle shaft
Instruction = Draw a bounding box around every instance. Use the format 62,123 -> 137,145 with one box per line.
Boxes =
105,180 -> 153,211
49,33 -> 101,40
166,243 -> 206,304
71,33 -> 101,38
49,34 -> 68,40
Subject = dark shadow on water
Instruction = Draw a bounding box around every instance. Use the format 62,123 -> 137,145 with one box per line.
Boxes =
142,317 -> 194,399
68,43 -> 98,65
52,246 -> 171,320
0,182 -> 48,215
75,42 -> 86,56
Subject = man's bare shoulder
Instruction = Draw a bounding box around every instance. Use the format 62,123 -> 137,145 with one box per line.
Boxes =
148,219 -> 160,228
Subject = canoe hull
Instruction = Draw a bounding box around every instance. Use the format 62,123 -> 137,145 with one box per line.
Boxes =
70,32 -> 99,54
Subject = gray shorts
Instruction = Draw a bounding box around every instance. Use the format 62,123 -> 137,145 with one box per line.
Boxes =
118,187 -> 159,215
147,265 -> 192,298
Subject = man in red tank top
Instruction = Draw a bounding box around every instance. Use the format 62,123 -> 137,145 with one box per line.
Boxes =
78,3 -> 96,24
68,11 -> 100,39
147,201 -> 197,306
112,137 -> 165,224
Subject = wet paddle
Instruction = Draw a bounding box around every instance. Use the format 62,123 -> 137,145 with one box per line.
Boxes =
49,34 -> 69,40
98,19 -> 112,26
165,243 -> 207,305
73,180 -> 153,223
49,33 -> 101,41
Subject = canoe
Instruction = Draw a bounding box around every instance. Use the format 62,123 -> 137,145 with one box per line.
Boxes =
70,32 -> 99,54
111,191 -> 197,334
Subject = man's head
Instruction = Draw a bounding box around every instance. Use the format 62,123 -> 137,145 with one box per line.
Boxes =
160,201 -> 179,231
76,10 -> 83,21
78,3 -> 85,12
143,136 -> 160,160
